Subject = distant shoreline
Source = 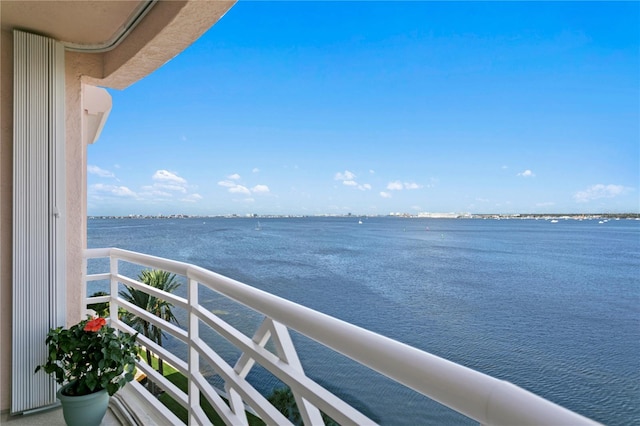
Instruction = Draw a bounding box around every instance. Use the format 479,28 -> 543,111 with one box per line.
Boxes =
88,213 -> 640,220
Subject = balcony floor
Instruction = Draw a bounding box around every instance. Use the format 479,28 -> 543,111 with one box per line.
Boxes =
1,405 -> 122,425
0,384 -> 162,426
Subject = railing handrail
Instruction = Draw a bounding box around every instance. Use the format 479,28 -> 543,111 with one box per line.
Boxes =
85,247 -> 599,426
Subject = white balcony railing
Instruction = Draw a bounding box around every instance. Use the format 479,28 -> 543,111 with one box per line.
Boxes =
84,247 -> 598,426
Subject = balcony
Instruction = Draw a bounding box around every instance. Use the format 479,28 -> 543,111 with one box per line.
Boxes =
78,247 -> 596,426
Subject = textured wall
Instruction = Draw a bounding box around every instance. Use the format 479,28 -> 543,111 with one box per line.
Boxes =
65,53 -> 88,327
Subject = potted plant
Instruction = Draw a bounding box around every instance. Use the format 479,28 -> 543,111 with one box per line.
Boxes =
35,316 -> 139,426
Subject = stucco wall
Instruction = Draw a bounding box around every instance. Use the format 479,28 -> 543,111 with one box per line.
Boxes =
64,63 -> 86,327
0,28 -> 14,413
65,52 -> 102,327
63,52 -> 102,327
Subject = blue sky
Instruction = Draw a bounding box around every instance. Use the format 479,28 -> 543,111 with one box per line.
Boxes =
88,1 -> 639,216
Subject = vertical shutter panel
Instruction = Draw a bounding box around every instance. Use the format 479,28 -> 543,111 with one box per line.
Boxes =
12,30 -> 66,414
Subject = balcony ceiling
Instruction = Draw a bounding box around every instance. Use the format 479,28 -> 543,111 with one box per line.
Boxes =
1,1 -> 151,50
2,0 -> 235,88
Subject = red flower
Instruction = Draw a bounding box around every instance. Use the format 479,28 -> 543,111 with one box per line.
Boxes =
84,317 -> 106,332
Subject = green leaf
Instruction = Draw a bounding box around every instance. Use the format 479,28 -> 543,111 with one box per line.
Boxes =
86,374 -> 97,391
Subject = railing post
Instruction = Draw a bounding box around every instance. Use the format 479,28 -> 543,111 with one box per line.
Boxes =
109,255 -> 119,326
81,252 -> 88,318
187,277 -> 199,425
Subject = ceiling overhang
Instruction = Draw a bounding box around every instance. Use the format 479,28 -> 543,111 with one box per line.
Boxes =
1,1 -> 156,52
1,0 -> 236,89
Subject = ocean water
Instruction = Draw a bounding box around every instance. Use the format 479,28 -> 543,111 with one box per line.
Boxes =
88,217 -> 640,425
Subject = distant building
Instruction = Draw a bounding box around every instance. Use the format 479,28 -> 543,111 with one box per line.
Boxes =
417,212 -> 462,218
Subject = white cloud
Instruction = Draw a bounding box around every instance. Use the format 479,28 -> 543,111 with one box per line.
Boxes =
252,184 -> 270,193
517,169 -> 535,177
140,170 -> 192,197
369,170 -> 375,174
154,183 -> 187,193
335,170 -> 356,181
218,171 -> 270,197
140,188 -> 172,198
182,193 -> 203,203
88,165 -> 115,178
335,170 -> 370,191
380,191 -> 392,198
112,187 -> 136,197
387,180 -> 422,190
536,202 -> 555,207
219,178 -> 269,195
91,184 -> 136,198
229,185 -> 251,195
153,170 -> 187,185
403,182 -> 422,190
573,184 -> 630,203
236,197 -> 255,203
387,181 -> 404,191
